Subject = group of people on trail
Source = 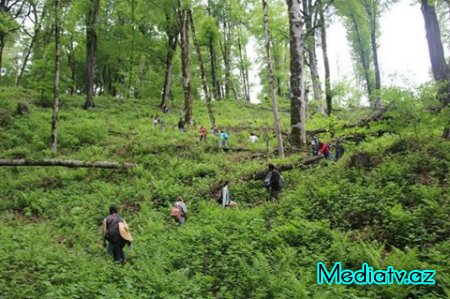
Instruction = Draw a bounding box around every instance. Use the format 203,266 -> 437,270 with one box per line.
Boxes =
311,136 -> 345,161
102,162 -> 286,264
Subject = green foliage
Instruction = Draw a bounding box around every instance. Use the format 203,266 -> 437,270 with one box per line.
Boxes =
0,78 -> 449,298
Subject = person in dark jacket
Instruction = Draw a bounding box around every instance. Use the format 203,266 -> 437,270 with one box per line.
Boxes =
178,118 -> 185,132
102,205 -> 133,264
264,164 -> 283,200
335,140 -> 345,161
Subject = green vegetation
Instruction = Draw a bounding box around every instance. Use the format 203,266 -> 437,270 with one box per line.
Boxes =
0,87 -> 448,298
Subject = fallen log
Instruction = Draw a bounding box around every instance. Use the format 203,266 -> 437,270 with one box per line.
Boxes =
0,159 -> 134,169
242,155 -> 323,181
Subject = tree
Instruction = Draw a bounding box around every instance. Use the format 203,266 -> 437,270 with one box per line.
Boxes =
84,0 -> 100,109
262,0 -> 284,157
318,0 -> 333,115
287,0 -> 307,148
421,0 -> 450,139
160,1 -> 179,107
189,9 -> 216,128
179,0 -> 192,123
303,0 -> 326,115
421,0 -> 450,106
0,0 -> 30,73
51,0 -> 61,153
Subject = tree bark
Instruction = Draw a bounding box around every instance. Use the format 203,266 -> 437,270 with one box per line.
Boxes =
287,0 -> 307,148
362,0 -> 381,109
262,0 -> 285,157
209,36 -> 221,100
84,0 -> 100,109
160,26 -> 178,107
304,0 -> 325,116
179,5 -> 192,123
350,13 -> 373,100
68,35 -> 77,95
237,25 -> 250,102
0,159 -> 134,169
421,0 -> 450,106
189,10 -> 216,128
51,0 -> 61,154
318,0 -> 332,116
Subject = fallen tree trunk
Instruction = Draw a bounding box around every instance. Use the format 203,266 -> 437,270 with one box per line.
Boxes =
0,159 -> 134,169
242,155 -> 323,181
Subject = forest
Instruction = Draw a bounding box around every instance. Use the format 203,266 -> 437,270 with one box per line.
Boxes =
0,0 -> 449,298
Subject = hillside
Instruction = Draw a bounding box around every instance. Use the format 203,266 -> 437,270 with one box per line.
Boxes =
0,87 -> 449,298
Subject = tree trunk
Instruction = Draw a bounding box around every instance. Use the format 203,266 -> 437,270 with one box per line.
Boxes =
319,0 -> 332,116
222,20 -> 232,99
304,0 -> 325,116
287,0 -> 307,148
0,159 -> 134,169
363,0 -> 382,109
51,0 -> 61,154
179,6 -> 192,123
421,0 -> 450,106
237,25 -> 250,102
189,10 -> 216,128
84,0 -> 100,109
68,36 -> 77,95
262,0 -> 285,157
160,29 -> 178,107
209,37 -> 221,100
351,14 -> 373,100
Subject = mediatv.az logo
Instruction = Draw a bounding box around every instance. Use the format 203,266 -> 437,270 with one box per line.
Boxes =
317,262 -> 436,285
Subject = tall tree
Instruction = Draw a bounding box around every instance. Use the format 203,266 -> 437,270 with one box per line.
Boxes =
0,0 -> 29,73
421,0 -> 450,139
287,0 -> 307,148
160,2 -> 179,107
189,9 -> 216,128
51,0 -> 61,154
262,0 -> 284,157
84,0 -> 100,109
318,0 -> 333,115
179,1 -> 192,123
303,0 -> 326,115
421,0 -> 450,106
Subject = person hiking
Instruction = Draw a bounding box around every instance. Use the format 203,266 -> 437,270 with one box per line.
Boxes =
170,196 -> 188,225
311,136 -> 320,156
178,118 -> 185,133
318,141 -> 332,160
162,103 -> 170,113
221,181 -> 237,208
152,116 -> 159,128
219,130 -> 229,151
264,164 -> 283,200
334,140 -> 345,161
249,133 -> 258,143
102,205 -> 133,265
199,126 -> 207,141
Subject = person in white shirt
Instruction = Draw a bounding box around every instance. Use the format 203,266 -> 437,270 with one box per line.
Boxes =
249,133 -> 258,143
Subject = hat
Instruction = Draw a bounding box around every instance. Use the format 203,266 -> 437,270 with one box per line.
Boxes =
119,221 -> 133,242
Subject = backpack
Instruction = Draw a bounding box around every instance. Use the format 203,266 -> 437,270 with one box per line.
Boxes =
170,206 -> 182,220
222,133 -> 229,140
215,189 -> 223,204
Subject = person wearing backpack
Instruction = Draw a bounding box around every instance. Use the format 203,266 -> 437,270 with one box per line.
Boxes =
219,130 -> 229,151
199,126 -> 208,141
178,118 -> 185,133
102,205 -> 133,265
170,196 -> 188,225
318,142 -> 332,160
264,164 -> 283,200
311,136 -> 320,156
334,140 -> 345,161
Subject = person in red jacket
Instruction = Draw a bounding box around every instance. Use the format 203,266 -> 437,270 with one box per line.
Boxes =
318,142 -> 332,160
199,126 -> 207,141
